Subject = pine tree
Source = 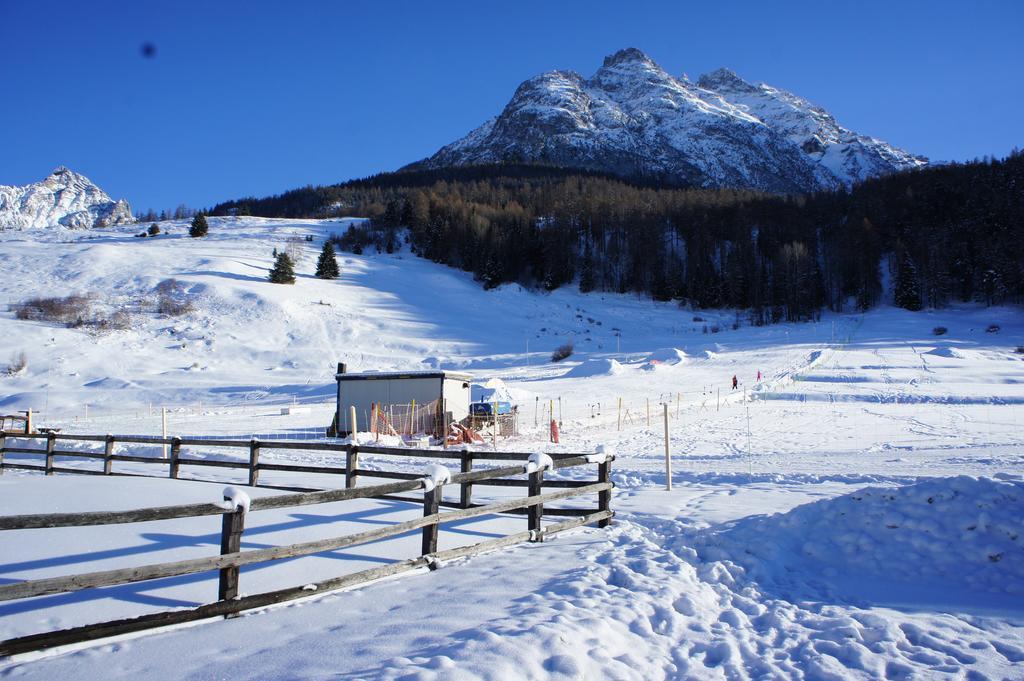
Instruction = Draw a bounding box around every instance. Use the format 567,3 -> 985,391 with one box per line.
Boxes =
268,252 -> 296,284
315,241 -> 340,279
651,265 -> 672,302
578,244 -> 595,293
894,250 -> 923,311
189,213 -> 209,238
480,252 -> 502,289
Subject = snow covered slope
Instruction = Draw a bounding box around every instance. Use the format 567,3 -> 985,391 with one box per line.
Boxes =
412,48 -> 926,192
0,167 -> 133,230
1,216 -> 1023,679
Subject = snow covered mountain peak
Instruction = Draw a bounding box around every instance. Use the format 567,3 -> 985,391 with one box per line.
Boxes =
697,67 -> 758,93
601,47 -> 656,69
698,68 -> 928,185
0,167 -> 134,230
411,50 -> 927,192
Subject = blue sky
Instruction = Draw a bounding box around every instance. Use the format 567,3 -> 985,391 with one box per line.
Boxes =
2,1 -> 1021,212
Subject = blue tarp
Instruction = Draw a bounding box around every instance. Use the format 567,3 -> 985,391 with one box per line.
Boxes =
469,401 -> 513,416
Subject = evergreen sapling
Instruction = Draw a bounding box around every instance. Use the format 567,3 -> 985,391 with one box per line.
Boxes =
269,252 -> 297,284
189,213 -> 209,238
315,241 -> 340,279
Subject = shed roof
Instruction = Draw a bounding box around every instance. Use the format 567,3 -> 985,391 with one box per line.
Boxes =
334,370 -> 473,382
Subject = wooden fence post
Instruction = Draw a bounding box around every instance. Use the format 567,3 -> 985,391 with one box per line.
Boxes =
598,458 -> 612,528
528,469 -> 544,541
248,439 -> 260,487
345,445 -> 359,489
459,450 -> 473,508
218,496 -> 247,605
169,437 -> 181,479
45,432 -> 56,475
663,403 -> 672,492
161,408 -> 168,459
421,483 -> 441,557
0,431 -> 6,475
442,399 -> 448,449
103,435 -> 115,475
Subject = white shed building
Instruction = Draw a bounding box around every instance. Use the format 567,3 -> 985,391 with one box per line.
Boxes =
333,366 -> 472,437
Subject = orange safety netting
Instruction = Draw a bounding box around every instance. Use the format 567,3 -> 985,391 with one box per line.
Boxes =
370,400 -> 446,438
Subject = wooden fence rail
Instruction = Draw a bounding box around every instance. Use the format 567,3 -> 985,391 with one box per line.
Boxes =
0,431 -> 614,657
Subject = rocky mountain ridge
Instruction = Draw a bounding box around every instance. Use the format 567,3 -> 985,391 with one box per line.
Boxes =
410,48 -> 926,192
0,167 -> 134,230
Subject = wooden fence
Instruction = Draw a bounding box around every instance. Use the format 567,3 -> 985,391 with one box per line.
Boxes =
0,431 -> 613,657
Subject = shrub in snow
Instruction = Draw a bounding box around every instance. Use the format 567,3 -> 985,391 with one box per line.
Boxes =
268,252 -> 297,284
147,223 -> 160,236
6,351 -> 27,376
13,294 -> 93,326
94,310 -> 132,332
189,213 -> 209,238
1015,346 -> 1024,355
284,236 -> 306,265
155,279 -> 194,316
551,342 -> 574,363
932,326 -> 948,336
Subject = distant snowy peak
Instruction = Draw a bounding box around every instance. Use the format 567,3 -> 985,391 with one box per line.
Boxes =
413,49 -> 926,192
0,167 -> 134,230
696,68 -> 927,185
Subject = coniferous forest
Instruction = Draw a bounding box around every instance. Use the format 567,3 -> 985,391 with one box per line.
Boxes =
212,152 -> 1024,323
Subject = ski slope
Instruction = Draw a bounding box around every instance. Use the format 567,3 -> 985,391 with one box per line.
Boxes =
1,217 -> 1022,679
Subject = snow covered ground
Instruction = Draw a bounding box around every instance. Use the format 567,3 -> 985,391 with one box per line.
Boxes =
1,217 -> 1022,679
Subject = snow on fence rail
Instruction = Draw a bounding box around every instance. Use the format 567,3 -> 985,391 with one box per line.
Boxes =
0,431 -> 613,657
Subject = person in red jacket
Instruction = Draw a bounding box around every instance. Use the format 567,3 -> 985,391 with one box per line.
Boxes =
732,375 -> 738,390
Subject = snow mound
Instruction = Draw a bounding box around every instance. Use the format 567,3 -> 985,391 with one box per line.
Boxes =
698,476 -> 1024,604
702,350 -> 718,360
642,347 -> 689,370
83,377 -> 137,390
219,486 -> 251,513
562,358 -> 625,378
472,377 -> 517,404
525,452 -> 554,474
420,464 -> 452,493
926,345 -> 967,359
